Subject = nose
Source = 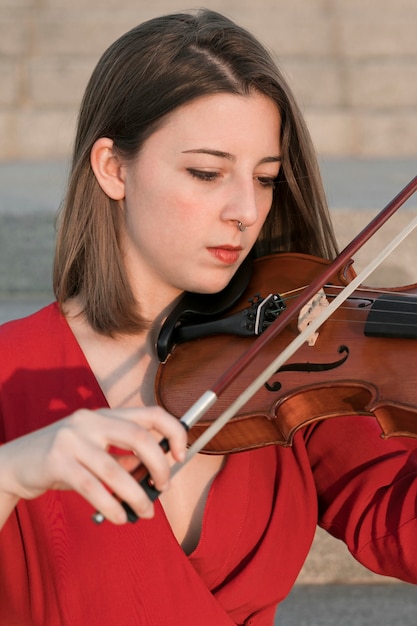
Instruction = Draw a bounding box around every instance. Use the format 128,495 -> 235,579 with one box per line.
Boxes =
221,177 -> 260,229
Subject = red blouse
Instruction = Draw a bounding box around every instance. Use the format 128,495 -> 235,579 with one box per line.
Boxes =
0,303 -> 416,625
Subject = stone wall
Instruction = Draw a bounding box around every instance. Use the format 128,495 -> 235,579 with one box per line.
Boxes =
1,0 -> 417,160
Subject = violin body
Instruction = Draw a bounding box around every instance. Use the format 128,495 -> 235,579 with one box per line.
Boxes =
155,253 -> 417,453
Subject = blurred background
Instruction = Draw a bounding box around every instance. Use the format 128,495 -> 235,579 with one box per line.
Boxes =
0,1 -> 417,622
1,0 -> 417,159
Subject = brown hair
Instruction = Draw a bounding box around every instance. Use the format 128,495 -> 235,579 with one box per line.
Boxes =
53,8 -> 338,335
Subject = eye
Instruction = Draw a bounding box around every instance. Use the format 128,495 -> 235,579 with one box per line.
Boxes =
255,176 -> 278,188
187,168 -> 220,182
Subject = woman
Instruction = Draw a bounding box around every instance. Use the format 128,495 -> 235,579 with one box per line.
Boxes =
0,9 -> 416,625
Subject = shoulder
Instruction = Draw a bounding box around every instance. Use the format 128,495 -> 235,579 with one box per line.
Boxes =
0,302 -> 95,439
0,302 -> 61,338
0,302 -> 62,339
0,302 -> 66,372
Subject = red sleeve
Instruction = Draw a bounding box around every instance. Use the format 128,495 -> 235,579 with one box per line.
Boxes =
305,414 -> 417,582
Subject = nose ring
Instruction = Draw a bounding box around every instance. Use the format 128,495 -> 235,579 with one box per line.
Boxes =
237,221 -> 247,232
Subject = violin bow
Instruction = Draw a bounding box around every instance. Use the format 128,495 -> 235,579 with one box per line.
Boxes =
173,175 -> 417,459
183,187 -> 417,460
94,175 -> 417,523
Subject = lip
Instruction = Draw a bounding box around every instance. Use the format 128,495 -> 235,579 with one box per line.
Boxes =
207,245 -> 242,265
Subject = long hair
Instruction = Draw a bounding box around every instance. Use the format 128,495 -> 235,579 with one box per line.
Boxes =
53,9 -> 338,335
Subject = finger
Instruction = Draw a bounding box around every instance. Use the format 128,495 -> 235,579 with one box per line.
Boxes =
109,424 -> 174,492
75,427 -> 184,510
55,409 -> 181,492
96,406 -> 188,463
60,450 -> 157,523
43,421 -> 165,519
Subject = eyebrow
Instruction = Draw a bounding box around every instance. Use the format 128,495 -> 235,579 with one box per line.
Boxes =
181,148 -> 282,165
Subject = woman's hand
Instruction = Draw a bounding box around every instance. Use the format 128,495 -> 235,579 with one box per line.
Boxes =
0,406 -> 187,527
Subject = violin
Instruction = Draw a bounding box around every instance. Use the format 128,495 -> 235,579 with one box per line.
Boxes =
155,251 -> 417,453
93,175 -> 417,523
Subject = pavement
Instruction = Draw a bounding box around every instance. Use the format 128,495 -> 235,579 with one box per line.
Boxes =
276,582 -> 417,625
0,157 -> 417,624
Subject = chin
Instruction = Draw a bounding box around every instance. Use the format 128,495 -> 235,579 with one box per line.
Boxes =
178,266 -> 238,296
185,274 -> 233,294
190,276 -> 233,296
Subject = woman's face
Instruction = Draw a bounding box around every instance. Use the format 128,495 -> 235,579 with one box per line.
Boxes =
119,92 -> 281,304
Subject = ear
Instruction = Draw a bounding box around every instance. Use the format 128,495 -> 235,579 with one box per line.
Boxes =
90,137 -> 126,200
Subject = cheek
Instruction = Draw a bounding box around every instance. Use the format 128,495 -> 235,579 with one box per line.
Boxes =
123,166 -> 215,243
123,194 -> 194,257
253,198 -> 273,233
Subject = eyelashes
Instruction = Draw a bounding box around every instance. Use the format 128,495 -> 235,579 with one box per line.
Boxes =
187,168 -> 219,182
186,168 -> 278,188
256,176 -> 278,188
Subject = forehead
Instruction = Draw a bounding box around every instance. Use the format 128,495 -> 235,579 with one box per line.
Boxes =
145,92 -> 281,154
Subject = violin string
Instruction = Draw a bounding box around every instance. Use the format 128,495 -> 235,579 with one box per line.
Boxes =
281,284 -> 417,302
273,310 -> 417,330
279,286 -> 417,328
